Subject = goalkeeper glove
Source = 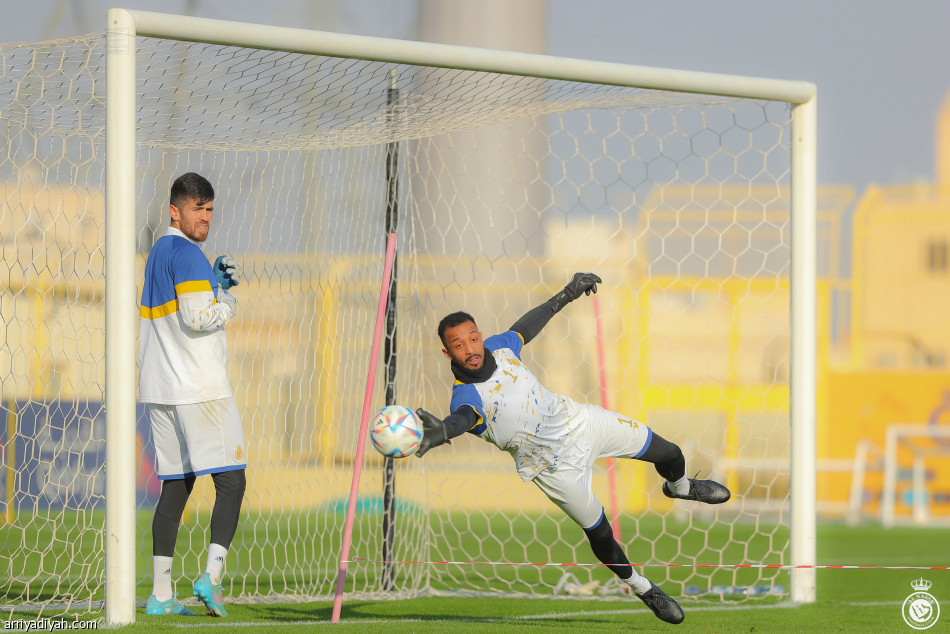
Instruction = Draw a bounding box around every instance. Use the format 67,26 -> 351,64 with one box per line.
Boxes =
213,255 -> 242,290
563,272 -> 601,299
216,288 -> 237,316
414,408 -> 451,458
552,272 -> 602,311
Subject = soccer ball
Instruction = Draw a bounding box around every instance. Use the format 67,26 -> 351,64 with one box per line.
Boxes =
369,405 -> 422,458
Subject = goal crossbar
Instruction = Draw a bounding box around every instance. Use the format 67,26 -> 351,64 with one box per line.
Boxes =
120,10 -> 816,104
104,8 -> 817,625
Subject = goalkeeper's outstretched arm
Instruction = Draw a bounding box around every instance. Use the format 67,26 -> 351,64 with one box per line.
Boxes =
510,272 -> 602,344
415,406 -> 479,458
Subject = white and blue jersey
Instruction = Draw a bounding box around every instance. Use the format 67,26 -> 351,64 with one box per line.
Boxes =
450,331 -> 590,481
138,227 -> 235,405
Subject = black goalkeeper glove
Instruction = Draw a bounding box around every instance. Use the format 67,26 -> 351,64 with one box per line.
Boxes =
415,408 -> 451,458
552,272 -> 602,311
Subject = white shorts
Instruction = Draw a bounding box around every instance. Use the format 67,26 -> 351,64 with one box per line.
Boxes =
531,402 -> 652,529
148,398 -> 246,480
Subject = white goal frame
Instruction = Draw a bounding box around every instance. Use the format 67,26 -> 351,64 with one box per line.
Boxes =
104,8 -> 817,624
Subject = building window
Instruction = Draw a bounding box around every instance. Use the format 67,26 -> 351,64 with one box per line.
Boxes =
927,239 -> 948,273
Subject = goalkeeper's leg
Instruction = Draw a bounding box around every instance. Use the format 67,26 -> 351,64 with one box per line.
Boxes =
193,470 -> 246,618
584,511 -> 684,624
151,477 -> 196,601
533,464 -> 684,624
583,511 -> 645,588
205,469 -> 246,582
639,432 -> 730,504
639,432 -> 686,482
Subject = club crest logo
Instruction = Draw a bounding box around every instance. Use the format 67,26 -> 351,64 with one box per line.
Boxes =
235,444 -> 244,461
902,578 -> 940,630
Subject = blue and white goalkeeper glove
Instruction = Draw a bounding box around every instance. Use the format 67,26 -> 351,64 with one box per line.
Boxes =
213,255 -> 242,290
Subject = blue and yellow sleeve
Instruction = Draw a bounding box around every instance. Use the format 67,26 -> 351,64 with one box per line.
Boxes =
485,331 -> 524,359
171,240 -> 216,296
450,383 -> 487,434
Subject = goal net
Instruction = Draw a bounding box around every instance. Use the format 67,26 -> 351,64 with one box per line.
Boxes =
0,12 -> 816,620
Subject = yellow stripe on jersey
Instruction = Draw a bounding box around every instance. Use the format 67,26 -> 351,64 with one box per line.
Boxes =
140,298 -> 178,320
469,411 -> 484,431
175,280 -> 212,295
140,280 -> 212,319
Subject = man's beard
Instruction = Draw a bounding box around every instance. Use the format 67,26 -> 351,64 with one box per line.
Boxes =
450,348 -> 497,383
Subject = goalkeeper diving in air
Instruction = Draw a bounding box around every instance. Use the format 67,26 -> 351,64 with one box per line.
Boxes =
415,272 -> 731,625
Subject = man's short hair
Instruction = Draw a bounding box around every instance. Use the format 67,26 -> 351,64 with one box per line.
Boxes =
170,172 -> 215,209
438,311 -> 477,347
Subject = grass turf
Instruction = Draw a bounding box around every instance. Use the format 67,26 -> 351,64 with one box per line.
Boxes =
2,516 -> 948,631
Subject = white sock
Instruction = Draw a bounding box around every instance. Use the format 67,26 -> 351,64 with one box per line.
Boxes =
205,543 -> 229,584
152,556 -> 174,601
621,569 -> 653,595
668,475 -> 690,496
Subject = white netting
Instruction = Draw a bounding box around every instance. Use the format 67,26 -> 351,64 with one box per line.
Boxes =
0,32 -> 794,617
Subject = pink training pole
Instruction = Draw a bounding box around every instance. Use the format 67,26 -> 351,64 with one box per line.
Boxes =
592,294 -> 622,542
331,232 -> 397,623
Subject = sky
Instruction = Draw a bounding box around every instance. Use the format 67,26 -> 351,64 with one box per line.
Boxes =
2,0 -> 948,193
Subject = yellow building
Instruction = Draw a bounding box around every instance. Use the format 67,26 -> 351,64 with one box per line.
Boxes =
818,91 -> 950,524
822,182 -> 950,523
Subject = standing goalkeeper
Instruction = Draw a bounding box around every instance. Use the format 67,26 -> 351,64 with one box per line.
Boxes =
139,172 -> 245,617
416,273 -> 731,625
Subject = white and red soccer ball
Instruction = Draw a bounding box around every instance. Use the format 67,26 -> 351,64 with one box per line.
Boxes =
369,405 -> 422,458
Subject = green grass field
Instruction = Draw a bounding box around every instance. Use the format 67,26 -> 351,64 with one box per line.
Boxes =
3,516 -> 948,631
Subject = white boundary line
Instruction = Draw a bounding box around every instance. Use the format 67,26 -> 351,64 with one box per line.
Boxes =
158,600 -> 908,629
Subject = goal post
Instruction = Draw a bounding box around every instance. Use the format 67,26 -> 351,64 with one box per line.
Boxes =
106,9 -> 817,622
0,8 -> 815,625
789,97 -> 818,603
104,10 -> 138,625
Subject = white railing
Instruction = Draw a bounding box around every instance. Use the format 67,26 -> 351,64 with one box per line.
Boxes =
880,424 -> 950,528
